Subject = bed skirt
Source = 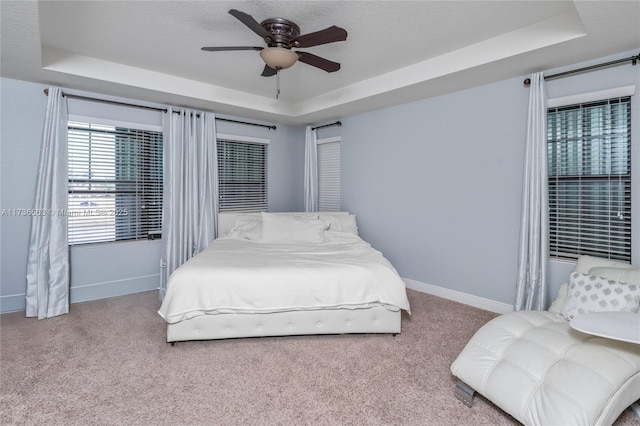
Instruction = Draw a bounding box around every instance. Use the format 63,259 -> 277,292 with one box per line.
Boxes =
167,305 -> 401,342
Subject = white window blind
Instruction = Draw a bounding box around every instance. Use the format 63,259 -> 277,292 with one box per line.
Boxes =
547,96 -> 631,262
317,138 -> 341,211
68,120 -> 163,245
217,139 -> 267,212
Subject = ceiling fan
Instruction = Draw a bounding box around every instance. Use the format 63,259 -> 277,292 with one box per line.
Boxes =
201,9 -> 348,77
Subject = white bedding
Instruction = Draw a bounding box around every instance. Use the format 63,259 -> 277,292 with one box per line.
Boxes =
158,231 -> 411,324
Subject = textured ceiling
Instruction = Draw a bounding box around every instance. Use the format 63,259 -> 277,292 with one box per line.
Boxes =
1,1 -> 639,125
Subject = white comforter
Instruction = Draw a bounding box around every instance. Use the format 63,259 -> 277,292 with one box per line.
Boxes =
158,232 -> 411,324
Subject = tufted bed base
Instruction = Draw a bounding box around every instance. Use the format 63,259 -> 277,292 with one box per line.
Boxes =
167,305 -> 401,342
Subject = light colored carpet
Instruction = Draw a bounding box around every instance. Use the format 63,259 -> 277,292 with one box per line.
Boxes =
1,289 -> 637,426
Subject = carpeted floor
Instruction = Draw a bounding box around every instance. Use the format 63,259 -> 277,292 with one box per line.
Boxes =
1,289 -> 637,425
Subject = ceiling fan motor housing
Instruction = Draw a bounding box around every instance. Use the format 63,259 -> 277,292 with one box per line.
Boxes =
260,18 -> 301,48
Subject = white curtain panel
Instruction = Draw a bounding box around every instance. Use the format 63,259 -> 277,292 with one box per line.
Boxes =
160,108 -> 218,300
515,72 -> 549,311
304,126 -> 318,212
25,87 -> 70,319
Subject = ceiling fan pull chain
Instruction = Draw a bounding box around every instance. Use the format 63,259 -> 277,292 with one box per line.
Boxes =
276,69 -> 281,99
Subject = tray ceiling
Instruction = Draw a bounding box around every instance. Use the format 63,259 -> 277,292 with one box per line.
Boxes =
1,1 -> 639,125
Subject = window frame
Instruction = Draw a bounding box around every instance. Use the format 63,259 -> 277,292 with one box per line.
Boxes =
67,115 -> 163,246
546,91 -> 633,262
316,136 -> 341,212
216,133 -> 269,213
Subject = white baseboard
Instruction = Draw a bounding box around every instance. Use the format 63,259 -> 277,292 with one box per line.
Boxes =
0,275 -> 159,314
403,278 -> 514,314
70,274 -> 159,303
0,293 -> 26,314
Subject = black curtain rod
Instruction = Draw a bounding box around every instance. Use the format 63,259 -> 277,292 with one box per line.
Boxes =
312,121 -> 342,131
523,53 -> 640,86
169,112 -> 275,130
216,117 -> 276,130
44,89 -> 276,130
44,89 -> 167,112
170,112 -> 276,130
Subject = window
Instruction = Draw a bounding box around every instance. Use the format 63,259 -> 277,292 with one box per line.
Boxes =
317,137 -> 341,211
217,137 -> 268,212
67,120 -> 163,245
547,96 -> 631,261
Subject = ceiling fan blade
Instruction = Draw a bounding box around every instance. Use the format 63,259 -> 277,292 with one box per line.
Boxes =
297,52 -> 340,73
201,46 -> 263,52
228,9 -> 271,39
292,26 -> 347,48
261,65 -> 278,77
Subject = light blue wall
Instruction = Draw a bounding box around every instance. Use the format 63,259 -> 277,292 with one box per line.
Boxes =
339,50 -> 640,307
1,79 -> 48,312
340,78 -> 527,305
0,77 -> 304,313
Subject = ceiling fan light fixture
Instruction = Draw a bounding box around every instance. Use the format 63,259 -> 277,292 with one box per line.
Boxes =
260,47 -> 298,70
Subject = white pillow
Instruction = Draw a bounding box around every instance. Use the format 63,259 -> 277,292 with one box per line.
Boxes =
575,255 -> 633,274
319,213 -> 358,235
588,266 -> 639,285
548,255 -> 638,313
561,272 -> 640,319
260,212 -> 327,243
227,216 -> 262,240
550,266 -> 640,314
588,266 -> 640,313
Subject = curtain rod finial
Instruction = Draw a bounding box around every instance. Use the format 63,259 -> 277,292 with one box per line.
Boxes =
523,78 -> 531,87
43,88 -> 49,96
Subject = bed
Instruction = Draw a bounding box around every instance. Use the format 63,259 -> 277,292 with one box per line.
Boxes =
158,212 -> 411,342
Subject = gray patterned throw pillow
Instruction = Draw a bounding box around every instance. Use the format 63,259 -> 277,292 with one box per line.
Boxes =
561,272 -> 640,319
